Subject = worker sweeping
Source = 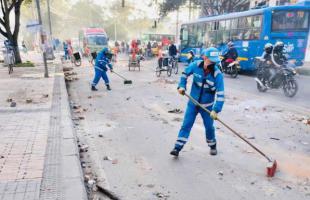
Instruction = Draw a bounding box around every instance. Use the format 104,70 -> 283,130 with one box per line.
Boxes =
170,47 -> 224,157
91,47 -> 113,91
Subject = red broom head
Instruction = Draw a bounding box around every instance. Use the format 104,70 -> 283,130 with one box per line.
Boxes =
266,160 -> 277,177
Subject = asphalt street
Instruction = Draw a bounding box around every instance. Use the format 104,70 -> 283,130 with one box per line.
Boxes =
67,55 -> 310,200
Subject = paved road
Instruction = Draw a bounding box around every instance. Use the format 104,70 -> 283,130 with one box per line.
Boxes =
225,72 -> 310,112
67,55 -> 310,200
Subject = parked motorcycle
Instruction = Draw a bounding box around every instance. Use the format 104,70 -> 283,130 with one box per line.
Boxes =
220,57 -> 240,78
254,57 -> 298,97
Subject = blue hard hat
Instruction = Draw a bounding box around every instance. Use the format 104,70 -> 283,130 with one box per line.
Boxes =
203,47 -> 220,63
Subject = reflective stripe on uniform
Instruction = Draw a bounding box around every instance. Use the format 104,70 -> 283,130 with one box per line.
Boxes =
196,82 -> 210,88
196,82 -> 202,87
217,97 -> 225,102
201,102 -> 214,107
175,141 -> 184,146
207,140 -> 216,146
217,91 -> 224,95
181,74 -> 188,78
95,66 -> 104,71
177,137 -> 188,142
214,70 -> 221,77
206,80 -> 214,86
211,87 -> 216,91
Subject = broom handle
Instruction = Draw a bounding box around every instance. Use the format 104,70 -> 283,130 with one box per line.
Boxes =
185,93 -> 272,162
112,71 -> 127,80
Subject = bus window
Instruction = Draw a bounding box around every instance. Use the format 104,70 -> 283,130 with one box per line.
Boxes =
188,24 -> 197,47
205,30 -> 217,47
225,20 -> 231,30
219,20 -> 226,30
272,10 -> 309,32
206,22 -> 211,31
231,18 -> 238,29
197,23 -> 205,47
180,26 -> 189,47
253,15 -> 262,28
87,35 -> 107,46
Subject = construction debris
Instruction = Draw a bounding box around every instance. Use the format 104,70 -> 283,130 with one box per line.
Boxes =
168,108 -> 183,114
270,137 -> 280,141
10,101 -> 16,107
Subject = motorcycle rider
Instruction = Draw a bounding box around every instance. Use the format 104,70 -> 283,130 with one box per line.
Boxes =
91,47 -> 113,91
273,41 -> 287,66
222,41 -> 238,69
170,47 -> 225,157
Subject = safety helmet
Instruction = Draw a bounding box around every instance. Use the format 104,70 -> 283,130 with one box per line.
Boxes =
227,41 -> 234,47
274,41 -> 284,52
202,47 -> 220,63
264,43 -> 273,54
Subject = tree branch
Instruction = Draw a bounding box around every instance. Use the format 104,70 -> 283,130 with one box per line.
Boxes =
13,0 -> 23,38
9,0 -> 17,11
0,26 -> 8,38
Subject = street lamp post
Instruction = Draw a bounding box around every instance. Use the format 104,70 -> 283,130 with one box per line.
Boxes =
47,0 -> 53,39
35,0 -> 48,78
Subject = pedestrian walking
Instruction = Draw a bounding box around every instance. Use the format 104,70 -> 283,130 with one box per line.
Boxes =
170,47 -> 225,157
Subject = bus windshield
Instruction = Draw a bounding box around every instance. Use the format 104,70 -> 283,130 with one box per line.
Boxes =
272,10 -> 309,32
87,35 -> 107,46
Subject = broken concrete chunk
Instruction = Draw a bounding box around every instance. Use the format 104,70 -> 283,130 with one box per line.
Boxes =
168,109 -> 183,114
103,156 -> 112,161
10,102 -> 16,107
217,171 -> 224,176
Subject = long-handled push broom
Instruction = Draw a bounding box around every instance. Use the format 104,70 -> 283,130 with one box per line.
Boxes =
112,71 -> 133,85
185,93 -> 277,177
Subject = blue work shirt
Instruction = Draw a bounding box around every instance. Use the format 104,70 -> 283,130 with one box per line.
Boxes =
179,60 -> 225,113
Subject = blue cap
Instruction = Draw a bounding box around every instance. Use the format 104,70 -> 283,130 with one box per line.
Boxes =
203,47 -> 220,63
101,47 -> 109,54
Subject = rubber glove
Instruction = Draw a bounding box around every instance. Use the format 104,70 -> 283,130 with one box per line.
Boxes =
210,110 -> 218,120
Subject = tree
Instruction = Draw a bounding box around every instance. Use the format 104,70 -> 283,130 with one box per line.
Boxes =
160,0 -> 250,17
0,0 -> 25,63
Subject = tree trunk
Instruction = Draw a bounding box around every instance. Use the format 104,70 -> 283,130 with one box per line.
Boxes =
13,2 -> 22,64
12,37 -> 21,63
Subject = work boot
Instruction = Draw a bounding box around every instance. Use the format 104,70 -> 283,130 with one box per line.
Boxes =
91,86 -> 98,91
106,85 -> 111,91
209,144 -> 217,156
170,148 -> 179,157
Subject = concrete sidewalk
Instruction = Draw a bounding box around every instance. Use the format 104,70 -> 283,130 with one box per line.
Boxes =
0,60 -> 86,199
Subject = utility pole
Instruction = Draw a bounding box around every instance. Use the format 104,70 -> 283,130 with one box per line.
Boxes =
47,0 -> 52,39
35,0 -> 48,78
176,9 -> 179,44
189,0 -> 192,20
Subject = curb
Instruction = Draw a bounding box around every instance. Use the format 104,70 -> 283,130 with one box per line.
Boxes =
58,64 -> 88,199
296,67 -> 310,76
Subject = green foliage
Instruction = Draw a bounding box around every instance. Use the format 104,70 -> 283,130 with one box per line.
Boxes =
160,0 -> 250,17
16,61 -> 35,67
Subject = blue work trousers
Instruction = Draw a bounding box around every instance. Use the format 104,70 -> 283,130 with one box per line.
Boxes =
175,103 -> 216,151
92,68 -> 109,86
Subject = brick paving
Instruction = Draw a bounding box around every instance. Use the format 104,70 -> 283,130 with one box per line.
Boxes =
0,57 -> 86,199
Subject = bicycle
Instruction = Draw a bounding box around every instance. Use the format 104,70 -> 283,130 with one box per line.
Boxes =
169,56 -> 178,74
